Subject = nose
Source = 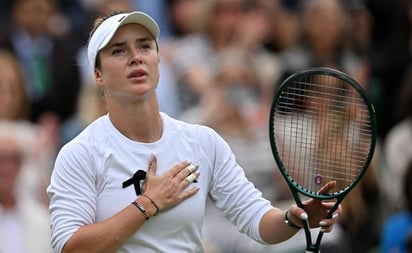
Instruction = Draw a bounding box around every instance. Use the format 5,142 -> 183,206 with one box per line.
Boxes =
129,49 -> 143,66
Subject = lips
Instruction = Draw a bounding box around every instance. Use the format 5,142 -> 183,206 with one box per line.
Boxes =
127,69 -> 147,79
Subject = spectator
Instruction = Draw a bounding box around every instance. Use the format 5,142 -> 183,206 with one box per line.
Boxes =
278,0 -> 368,87
381,67 -> 412,214
0,120 -> 53,253
0,49 -> 58,205
0,49 -> 30,120
344,0 -> 374,57
165,0 -> 203,39
0,0 -> 81,123
168,0 -> 244,113
381,161 -> 412,253
262,0 -> 301,53
233,0 -> 282,91
168,0 -> 280,117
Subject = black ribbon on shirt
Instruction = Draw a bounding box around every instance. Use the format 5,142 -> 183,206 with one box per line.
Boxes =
122,169 -> 147,195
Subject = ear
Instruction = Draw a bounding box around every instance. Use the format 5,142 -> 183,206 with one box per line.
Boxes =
95,69 -> 104,87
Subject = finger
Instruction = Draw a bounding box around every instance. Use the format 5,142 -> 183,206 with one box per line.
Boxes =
319,223 -> 334,233
330,204 -> 342,220
174,162 -> 197,181
289,205 -> 308,221
322,201 -> 337,209
319,210 -> 340,228
185,163 -> 199,174
323,203 -> 342,218
147,154 -> 157,176
179,185 -> 200,200
335,203 -> 343,213
317,180 -> 336,194
163,160 -> 191,178
184,171 -> 200,185
319,212 -> 339,225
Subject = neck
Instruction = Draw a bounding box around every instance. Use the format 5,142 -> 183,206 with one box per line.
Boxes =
108,100 -> 163,143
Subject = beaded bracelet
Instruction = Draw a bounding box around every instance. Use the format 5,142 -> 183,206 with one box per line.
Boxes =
131,201 -> 150,220
141,194 -> 160,216
284,210 -> 301,229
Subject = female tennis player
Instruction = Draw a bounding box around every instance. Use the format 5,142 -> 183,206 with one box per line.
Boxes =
47,11 -> 342,253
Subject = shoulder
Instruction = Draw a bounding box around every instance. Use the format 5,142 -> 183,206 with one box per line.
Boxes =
163,113 -> 232,159
165,113 -> 222,142
56,115 -> 110,161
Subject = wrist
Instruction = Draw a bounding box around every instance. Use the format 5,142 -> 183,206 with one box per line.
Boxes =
140,194 -> 160,216
284,210 -> 301,229
131,201 -> 150,220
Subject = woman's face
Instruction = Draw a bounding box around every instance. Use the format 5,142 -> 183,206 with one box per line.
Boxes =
95,23 -> 160,105
13,0 -> 54,37
0,60 -> 23,119
304,0 -> 345,52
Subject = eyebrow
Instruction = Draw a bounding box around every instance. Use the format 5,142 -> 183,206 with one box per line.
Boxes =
106,37 -> 155,49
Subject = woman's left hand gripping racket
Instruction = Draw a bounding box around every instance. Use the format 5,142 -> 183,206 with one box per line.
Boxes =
269,67 -> 377,252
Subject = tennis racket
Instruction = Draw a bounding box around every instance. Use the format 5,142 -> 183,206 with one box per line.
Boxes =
269,67 -> 377,252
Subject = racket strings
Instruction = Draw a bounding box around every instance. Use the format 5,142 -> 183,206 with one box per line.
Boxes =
273,74 -> 373,195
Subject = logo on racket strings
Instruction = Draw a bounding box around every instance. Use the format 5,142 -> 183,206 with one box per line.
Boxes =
314,174 -> 323,185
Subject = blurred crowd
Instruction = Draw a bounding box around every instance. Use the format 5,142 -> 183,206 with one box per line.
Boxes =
0,0 -> 410,252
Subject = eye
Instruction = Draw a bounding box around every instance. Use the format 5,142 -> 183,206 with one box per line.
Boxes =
140,44 -> 152,50
111,48 -> 125,55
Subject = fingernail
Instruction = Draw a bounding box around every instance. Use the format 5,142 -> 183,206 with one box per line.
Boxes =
320,228 -> 326,232
319,221 -> 327,226
332,213 -> 339,219
300,213 -> 308,220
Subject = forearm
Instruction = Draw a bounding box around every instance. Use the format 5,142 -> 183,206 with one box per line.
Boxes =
62,197 -> 156,253
259,208 -> 300,244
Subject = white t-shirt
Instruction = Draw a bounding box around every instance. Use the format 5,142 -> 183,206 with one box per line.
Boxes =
47,113 -> 273,253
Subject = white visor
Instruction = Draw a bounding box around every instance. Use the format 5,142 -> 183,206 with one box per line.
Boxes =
87,11 -> 160,70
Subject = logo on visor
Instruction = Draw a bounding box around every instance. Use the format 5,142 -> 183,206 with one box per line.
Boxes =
118,15 -> 126,22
